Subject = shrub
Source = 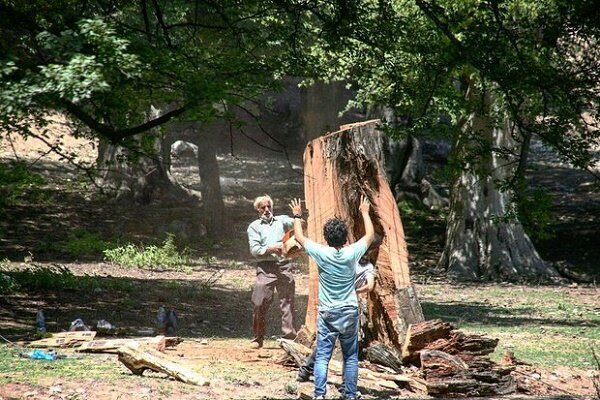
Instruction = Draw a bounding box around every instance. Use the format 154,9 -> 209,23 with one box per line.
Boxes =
0,259 -> 20,294
0,161 -> 46,214
59,228 -> 116,258
0,263 -> 79,291
103,234 -> 191,270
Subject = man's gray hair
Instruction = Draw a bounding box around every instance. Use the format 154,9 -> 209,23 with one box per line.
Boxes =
253,194 -> 273,210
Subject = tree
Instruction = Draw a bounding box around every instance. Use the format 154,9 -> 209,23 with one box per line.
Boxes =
0,1 -> 289,222
277,0 -> 600,281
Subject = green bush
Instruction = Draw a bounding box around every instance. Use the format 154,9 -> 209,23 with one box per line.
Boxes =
103,234 -> 191,270
0,259 -> 20,294
59,228 -> 116,258
0,161 -> 46,213
0,263 -> 79,292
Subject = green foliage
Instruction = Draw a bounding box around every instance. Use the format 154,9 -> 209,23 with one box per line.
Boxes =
0,1 -> 287,145
398,199 -> 446,230
58,228 -> 116,258
103,234 -> 191,270
0,161 -> 46,214
516,188 -> 555,240
0,264 -> 79,292
0,259 -> 19,294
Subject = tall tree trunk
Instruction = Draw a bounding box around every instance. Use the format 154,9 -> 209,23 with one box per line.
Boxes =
196,131 -> 225,234
438,89 -> 560,282
301,120 -> 424,351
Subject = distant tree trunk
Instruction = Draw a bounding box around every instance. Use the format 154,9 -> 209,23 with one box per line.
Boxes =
378,108 -> 448,209
96,106 -> 194,204
438,88 -> 560,282
301,120 -> 424,352
163,121 -> 226,234
196,131 -> 225,234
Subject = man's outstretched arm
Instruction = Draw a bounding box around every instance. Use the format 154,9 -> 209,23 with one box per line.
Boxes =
289,198 -> 306,247
359,195 -> 375,248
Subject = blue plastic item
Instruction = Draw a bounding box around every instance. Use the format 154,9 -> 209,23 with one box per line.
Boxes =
28,349 -> 56,361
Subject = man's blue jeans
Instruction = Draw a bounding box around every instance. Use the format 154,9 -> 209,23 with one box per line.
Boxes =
314,305 -> 359,399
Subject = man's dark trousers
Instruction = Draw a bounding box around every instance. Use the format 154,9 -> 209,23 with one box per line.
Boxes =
251,261 -> 296,343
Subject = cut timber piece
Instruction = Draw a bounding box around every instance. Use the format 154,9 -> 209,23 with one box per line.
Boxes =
279,339 -> 416,394
29,331 -> 96,348
76,336 -> 167,353
117,342 -> 208,386
420,349 -> 516,396
420,349 -> 468,377
402,319 -> 453,361
365,341 -> 404,373
302,120 -> 423,348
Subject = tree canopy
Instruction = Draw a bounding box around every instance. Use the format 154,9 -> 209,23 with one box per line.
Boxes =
0,1 -> 290,144
277,0 -> 600,176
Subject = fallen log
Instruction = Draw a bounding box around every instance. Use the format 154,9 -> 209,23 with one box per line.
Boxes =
76,336 -> 168,353
28,331 -> 96,348
117,342 -> 208,386
420,349 -> 516,396
279,339 -> 417,394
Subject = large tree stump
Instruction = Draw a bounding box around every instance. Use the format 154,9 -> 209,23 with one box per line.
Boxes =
301,120 -> 424,351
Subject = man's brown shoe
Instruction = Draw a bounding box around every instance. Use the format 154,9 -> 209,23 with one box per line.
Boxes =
249,339 -> 263,349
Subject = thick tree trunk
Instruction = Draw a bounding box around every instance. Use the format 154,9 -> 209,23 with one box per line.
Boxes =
301,120 -> 424,351
438,90 -> 560,282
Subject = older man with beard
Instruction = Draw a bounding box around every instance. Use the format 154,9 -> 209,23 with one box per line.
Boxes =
247,194 -> 297,349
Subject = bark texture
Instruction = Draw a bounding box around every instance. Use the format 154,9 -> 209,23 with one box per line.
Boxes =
302,119 -> 424,349
439,89 -> 560,282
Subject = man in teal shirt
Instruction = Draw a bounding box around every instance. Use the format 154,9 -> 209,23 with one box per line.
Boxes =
247,194 -> 297,349
289,196 -> 374,400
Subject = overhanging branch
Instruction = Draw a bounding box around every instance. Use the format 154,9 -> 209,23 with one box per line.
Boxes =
61,100 -> 188,143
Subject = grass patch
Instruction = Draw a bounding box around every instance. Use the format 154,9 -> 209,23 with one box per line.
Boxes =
0,345 -> 123,384
103,234 -> 191,270
0,161 -> 46,215
419,283 -> 600,368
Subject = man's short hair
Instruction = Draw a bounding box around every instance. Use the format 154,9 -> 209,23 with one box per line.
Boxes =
323,218 -> 348,247
253,195 -> 273,211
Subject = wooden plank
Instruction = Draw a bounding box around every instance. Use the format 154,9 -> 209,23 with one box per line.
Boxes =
29,331 -> 96,348
76,336 -> 166,353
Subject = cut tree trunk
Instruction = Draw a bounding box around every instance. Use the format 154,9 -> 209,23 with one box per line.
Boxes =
301,119 -> 424,351
117,342 -> 208,386
438,86 -> 560,282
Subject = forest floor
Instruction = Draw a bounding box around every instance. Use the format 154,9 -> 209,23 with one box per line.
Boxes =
0,130 -> 599,399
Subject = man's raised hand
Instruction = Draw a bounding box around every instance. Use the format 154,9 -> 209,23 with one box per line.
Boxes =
289,198 -> 303,216
359,195 -> 370,214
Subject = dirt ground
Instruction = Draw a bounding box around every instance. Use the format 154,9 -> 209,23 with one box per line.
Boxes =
1,130 -> 599,399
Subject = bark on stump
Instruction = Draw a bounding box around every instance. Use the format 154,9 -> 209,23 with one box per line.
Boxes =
301,119 -> 424,352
